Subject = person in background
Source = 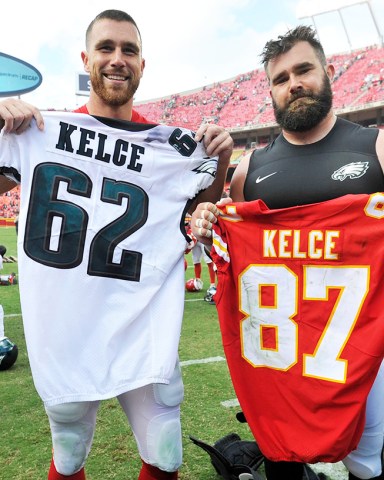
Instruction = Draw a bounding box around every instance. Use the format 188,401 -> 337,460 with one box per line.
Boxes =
191,240 -> 216,290
185,220 -> 217,301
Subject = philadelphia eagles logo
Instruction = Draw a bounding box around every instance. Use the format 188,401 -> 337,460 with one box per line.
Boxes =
331,162 -> 369,181
193,159 -> 218,177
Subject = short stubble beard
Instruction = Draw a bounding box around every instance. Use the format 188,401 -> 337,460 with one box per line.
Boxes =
90,67 -> 140,107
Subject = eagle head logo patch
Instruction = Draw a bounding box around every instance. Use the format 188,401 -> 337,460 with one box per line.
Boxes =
331,162 -> 369,181
192,159 -> 218,177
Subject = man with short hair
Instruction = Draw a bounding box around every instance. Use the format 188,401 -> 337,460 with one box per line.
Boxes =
192,25 -> 384,480
0,9 -> 233,480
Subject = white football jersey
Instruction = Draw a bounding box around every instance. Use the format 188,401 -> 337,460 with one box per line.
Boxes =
0,111 -> 217,406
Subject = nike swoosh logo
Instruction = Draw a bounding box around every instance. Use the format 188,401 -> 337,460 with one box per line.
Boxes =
256,172 -> 277,183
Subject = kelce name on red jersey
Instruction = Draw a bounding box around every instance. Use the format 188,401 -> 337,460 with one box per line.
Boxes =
262,229 -> 341,260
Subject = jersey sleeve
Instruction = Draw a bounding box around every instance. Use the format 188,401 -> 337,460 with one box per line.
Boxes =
177,133 -> 218,199
211,202 -> 249,272
211,223 -> 230,272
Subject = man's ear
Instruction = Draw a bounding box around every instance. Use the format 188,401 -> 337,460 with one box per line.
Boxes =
81,51 -> 90,73
326,63 -> 335,82
140,58 -> 145,78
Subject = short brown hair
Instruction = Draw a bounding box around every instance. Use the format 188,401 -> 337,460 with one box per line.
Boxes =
85,9 -> 141,48
261,25 -> 326,75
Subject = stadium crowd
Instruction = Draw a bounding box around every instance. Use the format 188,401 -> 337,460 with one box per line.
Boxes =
134,44 -> 384,129
1,44 -> 383,220
0,185 -> 19,218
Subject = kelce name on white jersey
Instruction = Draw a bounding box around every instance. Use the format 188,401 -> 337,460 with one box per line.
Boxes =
54,121 -> 147,173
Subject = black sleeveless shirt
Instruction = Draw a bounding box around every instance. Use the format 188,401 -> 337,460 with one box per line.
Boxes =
243,117 -> 383,208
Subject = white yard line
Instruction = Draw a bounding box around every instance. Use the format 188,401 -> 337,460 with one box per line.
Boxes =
180,356 -> 225,367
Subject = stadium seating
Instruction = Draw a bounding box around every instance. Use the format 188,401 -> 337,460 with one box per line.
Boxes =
0,186 -> 20,218
1,44 -> 384,216
134,44 -> 384,130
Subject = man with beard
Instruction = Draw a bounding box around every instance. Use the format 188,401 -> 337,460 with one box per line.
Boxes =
191,25 -> 384,480
0,9 -> 233,480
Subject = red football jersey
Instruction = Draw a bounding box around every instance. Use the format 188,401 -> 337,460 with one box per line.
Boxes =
211,193 -> 384,463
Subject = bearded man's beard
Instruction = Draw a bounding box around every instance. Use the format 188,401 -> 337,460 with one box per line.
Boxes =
272,74 -> 333,132
90,68 -> 140,107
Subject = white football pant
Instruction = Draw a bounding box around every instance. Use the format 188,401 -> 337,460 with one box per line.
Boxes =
343,361 -> 384,479
45,361 -> 184,476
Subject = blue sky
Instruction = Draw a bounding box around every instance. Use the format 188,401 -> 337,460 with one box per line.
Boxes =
1,0 -> 383,109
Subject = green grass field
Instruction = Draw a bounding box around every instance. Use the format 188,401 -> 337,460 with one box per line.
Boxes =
0,226 -> 347,479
